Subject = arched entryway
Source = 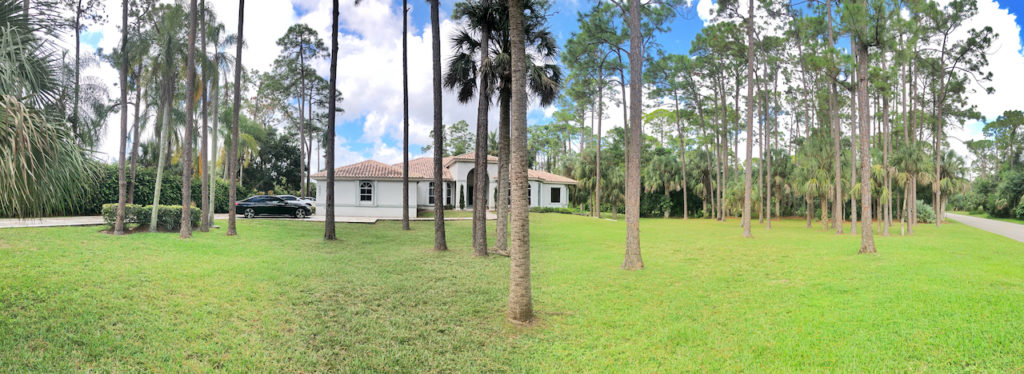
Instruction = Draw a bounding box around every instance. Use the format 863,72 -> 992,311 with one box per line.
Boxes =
466,168 -> 489,209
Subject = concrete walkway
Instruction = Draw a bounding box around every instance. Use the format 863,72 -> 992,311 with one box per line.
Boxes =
0,212 -> 495,229
946,213 -> 1024,243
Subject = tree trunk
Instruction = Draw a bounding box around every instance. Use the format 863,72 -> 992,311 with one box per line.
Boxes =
114,0 -> 129,235
849,38 -> 858,235
128,65 -> 143,205
806,195 -> 813,228
299,45 -> 307,199
741,0 -> 754,238
325,0 -> 339,240
151,89 -> 172,232
595,63 -> 604,218
402,0 -> 410,231
622,0 -> 644,270
472,0 -> 491,256
496,85 -> 511,254
507,0 -> 532,323
199,0 -> 210,232
73,0 -> 81,141
674,91 -> 687,219
227,0 -> 244,237
179,0 -> 198,239
827,0 -> 842,234
209,66 -> 221,222
855,30 -> 876,254
429,0 -> 447,251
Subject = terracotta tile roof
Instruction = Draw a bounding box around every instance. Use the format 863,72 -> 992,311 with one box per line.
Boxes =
445,152 -> 498,166
528,169 -> 578,185
311,160 -> 403,180
394,157 -> 453,180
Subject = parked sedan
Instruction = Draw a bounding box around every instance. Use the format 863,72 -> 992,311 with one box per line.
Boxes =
276,194 -> 315,212
236,195 -> 312,219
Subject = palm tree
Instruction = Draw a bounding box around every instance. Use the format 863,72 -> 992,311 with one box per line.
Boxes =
458,0 -> 491,257
444,0 -> 560,254
644,151 -> 682,218
207,21 -> 235,224
507,0 -> 531,324
0,0 -> 96,218
114,0 -> 129,234
401,0 -> 410,231
324,0 -> 339,240
430,0 -> 447,251
227,0 -> 244,236
148,4 -> 186,232
179,0 -> 199,239
198,0 -> 210,232
740,0 -> 754,238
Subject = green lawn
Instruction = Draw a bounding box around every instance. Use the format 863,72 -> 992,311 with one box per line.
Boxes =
2,214 -> 1023,372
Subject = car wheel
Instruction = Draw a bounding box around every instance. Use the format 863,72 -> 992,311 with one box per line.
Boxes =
244,208 -> 255,219
295,208 -> 307,219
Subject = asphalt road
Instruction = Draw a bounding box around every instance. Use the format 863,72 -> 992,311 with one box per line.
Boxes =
946,213 -> 1024,243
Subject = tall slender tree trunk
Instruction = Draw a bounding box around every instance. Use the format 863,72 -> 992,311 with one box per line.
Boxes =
114,0 -> 129,235
507,0 -> 532,323
306,87 -> 313,197
429,0 -> 447,251
849,38 -> 858,235
674,91 -> 687,219
496,86 -> 511,255
209,71 -> 221,223
826,0 -> 842,234
741,0 -> 754,238
882,61 -> 891,236
401,0 -> 410,230
622,0 -> 644,270
595,63 -> 604,218
73,0 -> 81,140
151,88 -> 172,232
199,0 -> 210,232
227,0 -> 244,236
298,46 -> 307,199
180,0 -> 198,239
128,64 -> 143,205
472,0 -> 491,256
855,30 -> 875,254
325,0 -> 340,240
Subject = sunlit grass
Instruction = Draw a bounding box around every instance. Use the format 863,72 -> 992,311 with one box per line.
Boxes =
1,214 -> 1022,372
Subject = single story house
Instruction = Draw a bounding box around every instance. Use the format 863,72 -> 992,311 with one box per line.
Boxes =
311,153 -> 577,218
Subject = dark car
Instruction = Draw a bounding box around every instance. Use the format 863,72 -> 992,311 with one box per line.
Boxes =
236,195 -> 312,219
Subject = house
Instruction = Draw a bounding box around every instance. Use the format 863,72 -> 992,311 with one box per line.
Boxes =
310,153 -> 577,218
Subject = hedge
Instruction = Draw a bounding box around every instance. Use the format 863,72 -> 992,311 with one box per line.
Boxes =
46,163 -> 252,218
102,203 -> 201,231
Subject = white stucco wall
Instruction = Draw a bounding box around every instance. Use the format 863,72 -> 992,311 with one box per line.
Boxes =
315,179 -> 417,218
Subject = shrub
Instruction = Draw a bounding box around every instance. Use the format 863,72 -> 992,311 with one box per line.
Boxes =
530,207 -> 574,214
916,200 -> 936,224
101,203 -> 200,231
459,186 -> 465,210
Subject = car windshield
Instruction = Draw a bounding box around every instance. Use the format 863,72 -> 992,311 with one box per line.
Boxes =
279,196 -> 296,200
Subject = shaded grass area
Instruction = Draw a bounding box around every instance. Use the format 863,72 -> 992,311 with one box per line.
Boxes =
417,209 -> 475,218
1,214 -> 1023,372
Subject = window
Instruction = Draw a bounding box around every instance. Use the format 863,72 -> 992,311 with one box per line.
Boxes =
359,181 -> 373,202
428,182 -> 435,205
550,187 -> 561,203
446,182 -> 454,206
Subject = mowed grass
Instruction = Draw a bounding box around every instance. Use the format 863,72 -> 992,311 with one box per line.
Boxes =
1,214 -> 1023,372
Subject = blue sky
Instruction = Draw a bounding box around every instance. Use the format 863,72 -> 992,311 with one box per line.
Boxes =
77,0 -> 1024,167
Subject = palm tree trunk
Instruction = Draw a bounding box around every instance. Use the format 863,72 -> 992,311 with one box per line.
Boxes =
73,0 -> 81,141
496,85 -> 511,254
180,0 -> 198,239
199,0 -> 210,232
827,0 -> 842,234
622,0 -> 643,271
595,63 -> 604,218
325,0 -> 340,240
471,0 -> 491,257
507,0 -> 532,323
114,0 -> 129,235
401,0 -> 410,231
209,68 -> 221,222
227,0 -> 245,237
128,66 -> 143,205
151,92 -> 172,232
674,91 -> 687,219
429,0 -> 447,251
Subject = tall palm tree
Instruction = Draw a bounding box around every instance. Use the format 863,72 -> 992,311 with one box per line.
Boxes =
643,152 -> 682,218
227,0 -> 244,236
179,0 -> 198,239
444,0 -> 560,254
198,0 -> 210,232
325,0 -> 339,240
740,0 -> 754,238
114,0 -> 129,234
507,0 -> 531,324
207,21 -> 235,224
401,0 -> 410,231
430,0 -> 447,251
147,4 -> 186,232
0,0 -> 96,218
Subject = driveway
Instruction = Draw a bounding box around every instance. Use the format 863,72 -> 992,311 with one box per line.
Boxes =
946,213 -> 1024,243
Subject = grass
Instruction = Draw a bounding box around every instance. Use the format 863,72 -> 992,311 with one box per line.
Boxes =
417,209 -> 474,218
950,210 -> 1024,224
1,214 -> 1023,372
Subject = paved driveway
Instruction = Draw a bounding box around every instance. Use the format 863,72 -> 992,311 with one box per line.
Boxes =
946,213 -> 1024,242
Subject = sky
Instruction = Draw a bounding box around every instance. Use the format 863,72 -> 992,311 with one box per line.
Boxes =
70,0 -> 1024,170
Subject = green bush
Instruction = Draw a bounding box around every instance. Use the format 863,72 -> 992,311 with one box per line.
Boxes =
530,207 -> 574,214
101,203 -> 200,231
916,200 -> 936,224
